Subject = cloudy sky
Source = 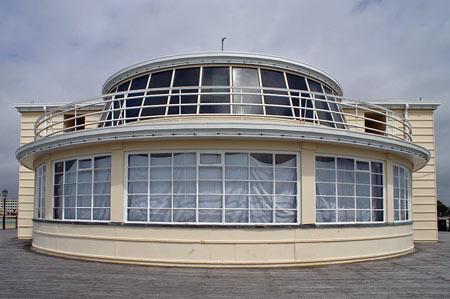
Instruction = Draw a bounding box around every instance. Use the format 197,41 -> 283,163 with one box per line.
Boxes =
1,0 -> 449,205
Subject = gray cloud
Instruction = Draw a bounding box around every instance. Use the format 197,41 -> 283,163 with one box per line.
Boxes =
0,0 -> 449,205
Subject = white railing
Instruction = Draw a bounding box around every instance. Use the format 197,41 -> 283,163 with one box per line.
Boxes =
34,87 -> 412,142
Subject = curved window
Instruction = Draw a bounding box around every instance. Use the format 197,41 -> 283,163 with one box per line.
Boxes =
127,151 -> 299,224
35,164 -> 46,219
53,156 -> 111,221
100,66 -> 345,128
394,165 -> 411,221
315,155 -> 384,223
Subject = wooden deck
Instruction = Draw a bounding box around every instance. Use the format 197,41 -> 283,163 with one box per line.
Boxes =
1,229 -> 449,298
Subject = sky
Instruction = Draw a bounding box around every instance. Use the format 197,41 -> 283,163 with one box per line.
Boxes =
0,0 -> 449,205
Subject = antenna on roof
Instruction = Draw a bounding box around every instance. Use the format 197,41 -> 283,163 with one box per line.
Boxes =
221,37 -> 226,51
419,97 -> 422,102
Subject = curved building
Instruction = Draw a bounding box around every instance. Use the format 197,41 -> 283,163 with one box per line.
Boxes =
15,52 -> 439,267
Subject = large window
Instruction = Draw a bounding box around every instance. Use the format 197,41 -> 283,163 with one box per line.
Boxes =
35,164 -> 46,219
100,66 -> 344,127
127,152 -> 299,224
53,156 -> 111,221
315,155 -> 384,223
394,165 -> 411,221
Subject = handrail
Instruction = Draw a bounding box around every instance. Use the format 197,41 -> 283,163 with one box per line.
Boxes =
34,86 -> 412,142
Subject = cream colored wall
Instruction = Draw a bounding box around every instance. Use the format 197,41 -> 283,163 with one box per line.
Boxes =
408,109 -> 438,241
32,221 -> 413,267
17,112 -> 42,239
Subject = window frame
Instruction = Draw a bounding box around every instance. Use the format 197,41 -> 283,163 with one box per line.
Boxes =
52,154 -> 112,222
393,164 -> 411,222
125,150 -> 300,225
315,154 -> 385,224
35,164 -> 46,219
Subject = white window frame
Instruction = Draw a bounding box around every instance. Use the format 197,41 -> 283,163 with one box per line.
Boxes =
393,164 -> 411,222
315,154 -> 385,224
125,150 -> 300,225
35,164 -> 46,219
52,154 -> 111,222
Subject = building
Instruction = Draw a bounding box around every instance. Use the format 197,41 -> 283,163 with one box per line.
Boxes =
15,52 -> 439,267
0,198 -> 19,215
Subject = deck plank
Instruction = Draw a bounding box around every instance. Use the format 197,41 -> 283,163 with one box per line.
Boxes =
1,229 -> 449,298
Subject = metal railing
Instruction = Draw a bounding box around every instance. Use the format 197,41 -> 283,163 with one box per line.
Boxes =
34,86 -> 412,142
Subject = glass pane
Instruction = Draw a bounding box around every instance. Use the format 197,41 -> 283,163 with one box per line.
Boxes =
173,167 -> 196,179
150,167 -> 171,180
338,197 -> 355,209
250,167 -> 273,180
249,195 -> 273,209
338,210 -> 355,222
276,210 -> 296,223
356,161 -> 370,171
356,210 -> 371,222
78,159 -> 91,169
173,209 -> 195,222
77,183 -> 92,195
316,196 -> 336,209
199,181 -> 222,194
199,209 -> 222,223
129,181 -> 148,194
371,162 -> 383,174
173,195 -> 196,208
93,195 -> 110,207
173,153 -> 196,165
250,181 -> 273,194
225,195 -> 248,208
250,210 -> 273,223
356,197 -> 371,209
128,154 -> 148,166
150,195 -> 171,208
337,158 -> 354,170
94,182 -> 110,194
275,168 -> 297,181
225,167 -> 248,180
128,209 -> 147,222
275,182 -> 296,195
337,171 -> 354,183
93,208 -> 110,220
316,183 -> 336,196
64,172 -> 76,183
77,196 -> 91,207
200,153 -> 221,164
128,195 -> 147,208
225,209 -> 248,223
173,181 -> 196,194
94,156 -> 111,168
142,70 -> 172,117
250,153 -> 273,166
77,208 -> 91,220
232,67 -> 263,115
276,196 -> 296,209
169,68 -> 200,115
78,170 -> 92,183
225,153 -> 248,166
275,154 -> 296,167
65,160 -> 77,172
150,209 -> 171,222
150,181 -> 171,194
94,169 -> 111,182
260,69 -> 291,117
200,67 -> 230,114
55,162 -> 64,173
199,167 -> 222,179
337,184 -> 354,196
199,195 -> 222,208
316,169 -> 336,182
150,153 -> 171,166
315,156 -> 335,169
129,167 -> 149,180
316,210 -> 336,223
225,181 -> 249,195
